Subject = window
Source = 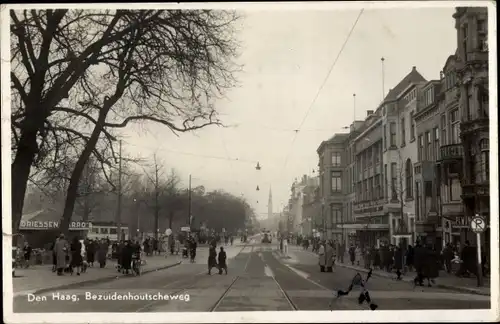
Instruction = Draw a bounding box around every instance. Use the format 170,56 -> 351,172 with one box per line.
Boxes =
401,117 -> 406,146
384,164 -> 388,199
367,147 -> 372,168
425,131 -> 432,160
440,115 -> 447,145
480,139 -> 489,183
450,178 -> 461,201
424,87 -> 434,106
389,122 -> 397,147
91,228 -> 99,234
374,143 -> 380,164
405,159 -> 413,199
450,109 -> 460,144
433,128 -> 439,161
332,208 -> 342,225
424,181 -> 433,198
410,112 -> 415,140
100,228 -> 109,234
363,179 -> 368,201
331,171 -> 342,193
391,162 -> 397,200
446,72 -> 456,90
383,125 -> 387,150
368,177 -> 373,200
331,152 -> 341,166
462,24 -> 468,59
415,181 -> 421,221
109,228 -> 118,235
477,19 -> 487,51
418,135 -> 424,161
374,174 -> 381,199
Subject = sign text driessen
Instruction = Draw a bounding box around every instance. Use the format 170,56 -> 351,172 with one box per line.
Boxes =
20,220 -> 91,230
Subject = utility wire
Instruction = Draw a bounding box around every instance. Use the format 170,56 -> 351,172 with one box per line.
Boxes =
125,142 -> 259,164
279,8 -> 365,173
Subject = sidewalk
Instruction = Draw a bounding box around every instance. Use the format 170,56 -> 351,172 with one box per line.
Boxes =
12,254 -> 182,296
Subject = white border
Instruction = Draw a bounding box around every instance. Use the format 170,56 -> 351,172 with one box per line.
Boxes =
2,1 -> 498,323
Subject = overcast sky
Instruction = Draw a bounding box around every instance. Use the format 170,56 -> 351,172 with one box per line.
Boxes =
120,6 -> 457,220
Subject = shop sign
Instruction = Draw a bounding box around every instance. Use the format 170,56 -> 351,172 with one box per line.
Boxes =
20,220 -> 91,230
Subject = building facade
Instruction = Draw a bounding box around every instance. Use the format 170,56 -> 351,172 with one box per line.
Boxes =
454,7 -> 490,249
317,134 -> 349,241
308,7 -> 490,251
436,53 -> 466,248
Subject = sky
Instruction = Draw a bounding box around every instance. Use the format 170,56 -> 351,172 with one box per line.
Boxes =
120,6 -> 457,221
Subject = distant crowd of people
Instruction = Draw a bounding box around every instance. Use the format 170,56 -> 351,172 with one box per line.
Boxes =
286,234 -> 489,286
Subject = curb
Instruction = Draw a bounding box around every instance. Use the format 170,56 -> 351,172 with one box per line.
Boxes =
336,263 -> 491,296
16,261 -> 182,297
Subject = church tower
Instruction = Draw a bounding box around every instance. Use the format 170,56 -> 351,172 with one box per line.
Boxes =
268,187 -> 273,221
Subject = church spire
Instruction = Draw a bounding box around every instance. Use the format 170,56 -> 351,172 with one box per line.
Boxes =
268,186 -> 273,220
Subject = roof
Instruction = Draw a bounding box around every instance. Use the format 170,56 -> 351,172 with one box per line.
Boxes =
383,67 -> 427,102
327,133 -> 349,143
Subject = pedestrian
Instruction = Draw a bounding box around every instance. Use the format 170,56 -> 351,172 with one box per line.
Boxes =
189,238 -> 197,263
422,245 -> 439,286
121,241 -> 133,275
442,243 -> 453,273
318,241 -> 326,272
405,245 -> 414,272
349,244 -> 356,266
207,245 -> 218,275
86,239 -> 95,267
54,234 -> 68,276
230,236 -> 234,246
23,241 -> 32,268
218,247 -> 228,275
325,241 -> 335,272
413,241 -> 425,286
70,236 -> 83,275
51,237 -> 58,272
97,239 -> 108,268
394,246 -> 403,280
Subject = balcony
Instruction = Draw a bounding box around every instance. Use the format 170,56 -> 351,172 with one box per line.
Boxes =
462,184 -> 489,199
438,144 -> 464,161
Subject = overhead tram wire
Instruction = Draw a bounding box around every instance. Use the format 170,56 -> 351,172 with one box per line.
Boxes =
278,8 -> 365,175
125,142 -> 260,165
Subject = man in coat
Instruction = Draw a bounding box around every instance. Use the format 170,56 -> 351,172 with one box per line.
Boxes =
218,246 -> 228,275
319,241 -> 334,272
54,234 -> 68,276
207,245 -> 218,275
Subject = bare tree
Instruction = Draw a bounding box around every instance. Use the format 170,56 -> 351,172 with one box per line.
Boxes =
10,9 -> 241,234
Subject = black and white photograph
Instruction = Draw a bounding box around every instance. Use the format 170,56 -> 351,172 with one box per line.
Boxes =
2,2 -> 497,323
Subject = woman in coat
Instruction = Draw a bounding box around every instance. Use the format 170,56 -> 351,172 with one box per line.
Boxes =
422,246 -> 440,286
318,242 -> 326,272
97,239 -> 108,268
325,242 -> 335,272
70,236 -> 83,275
121,241 -> 133,274
207,245 -> 218,275
86,240 -> 96,267
54,234 -> 68,275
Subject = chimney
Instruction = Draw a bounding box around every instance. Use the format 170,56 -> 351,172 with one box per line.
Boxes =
367,110 -> 374,116
412,66 -> 416,71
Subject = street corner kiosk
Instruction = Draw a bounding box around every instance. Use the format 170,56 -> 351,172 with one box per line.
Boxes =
18,209 -> 92,248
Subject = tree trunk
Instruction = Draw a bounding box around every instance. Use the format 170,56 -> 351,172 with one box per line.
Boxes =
60,114 -> 107,235
11,127 -> 41,239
